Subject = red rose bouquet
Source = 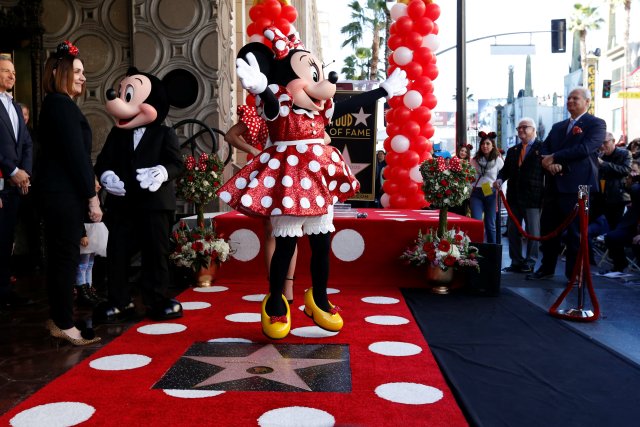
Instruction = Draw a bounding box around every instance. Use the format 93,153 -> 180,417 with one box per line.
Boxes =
401,228 -> 479,271
170,219 -> 231,272
176,152 -> 225,227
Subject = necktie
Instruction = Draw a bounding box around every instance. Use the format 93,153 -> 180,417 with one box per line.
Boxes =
566,118 -> 575,135
519,141 -> 528,166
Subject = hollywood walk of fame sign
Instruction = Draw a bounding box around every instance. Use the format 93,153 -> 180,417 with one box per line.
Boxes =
154,342 -> 351,393
326,91 -> 379,202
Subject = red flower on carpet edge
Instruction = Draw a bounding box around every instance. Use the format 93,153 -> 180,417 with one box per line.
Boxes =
437,240 -> 451,252
572,126 -> 583,135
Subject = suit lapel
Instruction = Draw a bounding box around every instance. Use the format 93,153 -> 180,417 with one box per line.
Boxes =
0,99 -> 17,143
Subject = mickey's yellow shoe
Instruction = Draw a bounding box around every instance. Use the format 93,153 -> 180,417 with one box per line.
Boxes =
261,293 -> 291,340
304,287 -> 343,332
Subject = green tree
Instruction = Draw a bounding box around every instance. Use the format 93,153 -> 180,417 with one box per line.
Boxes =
569,3 -> 604,87
341,47 -> 372,80
340,0 -> 390,80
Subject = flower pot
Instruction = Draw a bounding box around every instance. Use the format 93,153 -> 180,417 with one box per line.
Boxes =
426,264 -> 454,295
195,261 -> 220,287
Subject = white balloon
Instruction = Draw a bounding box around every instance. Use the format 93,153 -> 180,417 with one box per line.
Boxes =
390,3 -> 408,21
409,165 -> 423,183
403,90 -> 423,109
381,193 -> 391,208
393,47 -> 413,66
391,135 -> 410,153
422,34 -> 440,51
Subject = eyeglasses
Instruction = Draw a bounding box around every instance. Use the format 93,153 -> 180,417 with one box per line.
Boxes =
0,68 -> 16,76
516,125 -> 532,131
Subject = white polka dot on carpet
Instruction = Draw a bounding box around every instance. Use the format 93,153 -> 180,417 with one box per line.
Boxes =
10,402 -> 95,427
225,313 -> 261,322
137,323 -> 186,335
375,382 -> 443,405
365,315 -> 410,325
369,341 -> 422,356
290,326 -> 339,338
193,285 -> 228,293
162,389 -> 225,399
362,296 -> 399,305
89,354 -> 151,371
258,406 -> 335,427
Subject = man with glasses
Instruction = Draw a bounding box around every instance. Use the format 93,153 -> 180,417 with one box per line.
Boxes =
494,118 -> 544,273
527,87 -> 606,281
0,54 -> 33,309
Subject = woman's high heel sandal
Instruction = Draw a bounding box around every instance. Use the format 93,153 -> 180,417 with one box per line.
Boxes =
284,276 -> 295,304
303,287 -> 343,332
260,294 -> 291,340
45,319 -> 101,346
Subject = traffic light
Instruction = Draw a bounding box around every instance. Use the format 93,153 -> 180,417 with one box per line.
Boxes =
551,19 -> 566,53
602,79 -> 612,98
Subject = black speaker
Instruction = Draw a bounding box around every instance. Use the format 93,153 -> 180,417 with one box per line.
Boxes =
466,242 -> 502,296
551,19 -> 566,53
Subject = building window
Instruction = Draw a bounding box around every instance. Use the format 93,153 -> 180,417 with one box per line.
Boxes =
612,107 -> 622,135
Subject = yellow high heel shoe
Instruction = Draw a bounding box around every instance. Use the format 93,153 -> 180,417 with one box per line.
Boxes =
45,319 -> 101,346
261,294 -> 291,340
304,288 -> 343,332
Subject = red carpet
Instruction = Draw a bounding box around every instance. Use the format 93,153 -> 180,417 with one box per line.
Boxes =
2,282 -> 467,426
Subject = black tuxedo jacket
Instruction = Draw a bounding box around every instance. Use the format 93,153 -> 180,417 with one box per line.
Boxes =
498,138 -> 545,208
95,124 -> 183,211
541,113 -> 606,194
0,94 -> 32,194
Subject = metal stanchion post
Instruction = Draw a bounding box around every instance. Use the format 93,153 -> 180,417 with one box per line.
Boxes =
556,185 -> 595,319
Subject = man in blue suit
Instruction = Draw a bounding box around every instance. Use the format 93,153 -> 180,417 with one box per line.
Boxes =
0,55 -> 33,308
527,87 -> 606,281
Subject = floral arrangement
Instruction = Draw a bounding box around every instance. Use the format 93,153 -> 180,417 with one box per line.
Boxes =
420,156 -> 476,209
170,219 -> 232,272
401,228 -> 480,272
176,152 -> 224,207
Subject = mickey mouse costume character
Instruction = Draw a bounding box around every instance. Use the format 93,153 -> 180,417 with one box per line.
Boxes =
218,27 -> 407,339
94,67 -> 196,322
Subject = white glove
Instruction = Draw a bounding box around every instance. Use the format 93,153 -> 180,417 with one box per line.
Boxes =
236,52 -> 268,95
136,165 -> 168,192
380,68 -> 408,99
100,170 -> 126,196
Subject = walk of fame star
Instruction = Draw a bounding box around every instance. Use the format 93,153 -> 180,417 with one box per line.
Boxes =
341,145 -> 370,176
352,107 -> 371,126
154,342 -> 351,393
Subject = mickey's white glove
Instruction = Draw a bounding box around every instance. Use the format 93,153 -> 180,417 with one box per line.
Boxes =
380,68 -> 408,99
236,52 -> 268,95
136,165 -> 168,192
100,170 -> 126,196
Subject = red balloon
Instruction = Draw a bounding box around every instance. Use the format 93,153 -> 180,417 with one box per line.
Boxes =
401,120 -> 421,138
395,16 -> 414,33
404,62 -> 423,80
426,3 -> 441,21
390,193 -> 409,209
393,106 -> 412,124
275,18 -> 291,36
404,32 -> 423,50
432,22 -> 439,35
263,0 -> 282,19
407,0 -> 426,19
423,63 -> 439,80
281,5 -> 298,22
389,22 -> 397,35
413,17 -> 434,36
386,122 -> 400,137
400,180 -> 420,197
410,192 -> 428,208
249,5 -> 264,22
388,96 -> 404,109
422,93 -> 438,109
400,150 -> 421,168
394,167 -> 410,182
413,47 -> 434,65
255,17 -> 272,33
412,135 -> 429,154
382,179 -> 399,195
247,22 -> 260,37
383,136 -> 392,152
411,76 -> 434,94
411,106 -> 432,124
388,34 -> 403,51
386,151 -> 400,166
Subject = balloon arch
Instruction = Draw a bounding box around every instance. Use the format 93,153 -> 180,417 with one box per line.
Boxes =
244,0 -> 440,209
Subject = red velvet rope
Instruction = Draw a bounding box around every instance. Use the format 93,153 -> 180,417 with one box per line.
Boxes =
498,190 -> 578,241
548,196 -> 601,322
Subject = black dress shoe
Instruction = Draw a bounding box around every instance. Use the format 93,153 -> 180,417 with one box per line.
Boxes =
75,285 -> 105,308
525,269 -> 554,280
147,299 -> 183,321
93,301 -> 136,324
502,265 -> 523,273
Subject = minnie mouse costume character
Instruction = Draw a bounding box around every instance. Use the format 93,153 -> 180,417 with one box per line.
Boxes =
218,27 -> 407,339
94,67 -> 197,322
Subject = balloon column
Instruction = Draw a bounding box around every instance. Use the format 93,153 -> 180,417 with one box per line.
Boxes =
381,0 -> 441,209
246,0 -> 298,44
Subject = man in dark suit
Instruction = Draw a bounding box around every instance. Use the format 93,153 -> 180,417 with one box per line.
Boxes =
495,117 -> 544,273
527,87 -> 606,281
0,55 -> 33,308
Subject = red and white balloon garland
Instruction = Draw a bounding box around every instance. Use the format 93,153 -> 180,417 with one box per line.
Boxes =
246,0 -> 298,46
381,0 -> 441,209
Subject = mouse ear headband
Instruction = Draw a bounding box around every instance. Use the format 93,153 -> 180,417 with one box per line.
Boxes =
478,131 -> 496,141
264,26 -> 305,60
53,40 -> 79,68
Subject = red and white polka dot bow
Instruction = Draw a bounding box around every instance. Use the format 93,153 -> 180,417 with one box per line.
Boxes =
264,26 -> 305,60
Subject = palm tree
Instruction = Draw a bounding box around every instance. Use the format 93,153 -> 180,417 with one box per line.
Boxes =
340,0 -> 390,80
452,87 -> 475,102
569,3 -> 604,87
341,47 -> 372,80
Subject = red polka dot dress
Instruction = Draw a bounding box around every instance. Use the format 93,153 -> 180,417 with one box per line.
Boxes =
218,85 -> 360,218
237,104 -> 268,155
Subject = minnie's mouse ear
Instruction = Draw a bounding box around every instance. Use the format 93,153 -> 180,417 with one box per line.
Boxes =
163,69 -> 198,109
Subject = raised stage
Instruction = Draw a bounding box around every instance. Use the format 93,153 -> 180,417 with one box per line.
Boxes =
214,208 -> 483,287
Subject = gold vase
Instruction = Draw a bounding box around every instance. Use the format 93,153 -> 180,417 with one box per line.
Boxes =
426,264 -> 454,295
195,261 -> 220,287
